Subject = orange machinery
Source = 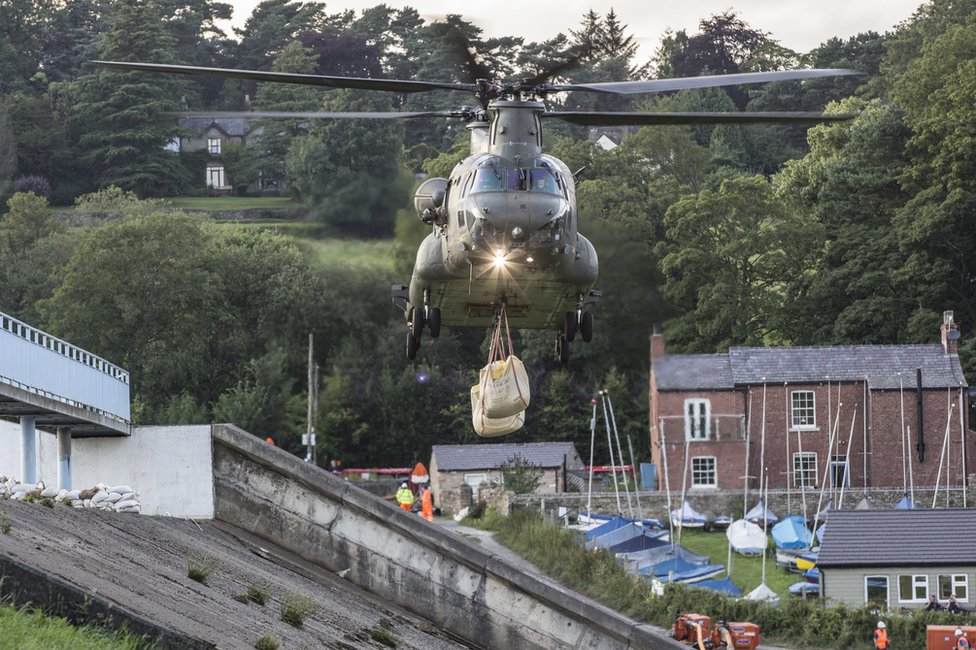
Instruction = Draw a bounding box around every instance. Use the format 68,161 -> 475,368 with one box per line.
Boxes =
927,625 -> 976,650
672,613 -> 760,650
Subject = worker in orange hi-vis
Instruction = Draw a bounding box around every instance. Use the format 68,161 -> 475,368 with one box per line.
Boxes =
421,486 -> 433,522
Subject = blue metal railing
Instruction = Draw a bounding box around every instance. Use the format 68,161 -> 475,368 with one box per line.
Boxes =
0,311 -> 130,424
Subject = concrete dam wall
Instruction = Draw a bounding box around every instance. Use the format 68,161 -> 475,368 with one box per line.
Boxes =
212,424 -> 681,650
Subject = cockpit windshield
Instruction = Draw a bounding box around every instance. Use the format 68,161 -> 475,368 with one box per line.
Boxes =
473,165 -> 561,194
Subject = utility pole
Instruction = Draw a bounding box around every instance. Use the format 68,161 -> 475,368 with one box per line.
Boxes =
306,333 -> 317,464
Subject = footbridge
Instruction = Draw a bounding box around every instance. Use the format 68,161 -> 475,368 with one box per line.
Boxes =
0,310 -> 130,486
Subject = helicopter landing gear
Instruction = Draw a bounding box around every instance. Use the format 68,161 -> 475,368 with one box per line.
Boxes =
555,333 -> 570,367
411,306 -> 425,340
406,330 -> 420,360
427,307 -> 441,339
564,311 -> 578,342
580,310 -> 593,342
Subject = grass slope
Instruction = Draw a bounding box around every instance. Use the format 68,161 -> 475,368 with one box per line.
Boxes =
0,603 -> 151,650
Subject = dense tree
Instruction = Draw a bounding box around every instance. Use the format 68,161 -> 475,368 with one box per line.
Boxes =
66,2 -> 190,196
232,0 -> 328,70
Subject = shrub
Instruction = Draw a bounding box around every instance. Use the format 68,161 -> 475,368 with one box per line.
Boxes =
369,619 -> 399,647
280,592 -> 317,628
254,634 -> 280,650
186,554 -> 219,585
500,454 -> 543,494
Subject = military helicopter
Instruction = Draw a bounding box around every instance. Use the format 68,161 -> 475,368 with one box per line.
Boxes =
93,58 -> 857,364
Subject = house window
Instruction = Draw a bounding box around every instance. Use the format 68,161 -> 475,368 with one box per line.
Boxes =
208,137 -> 222,154
463,473 -> 487,490
830,455 -> 849,488
791,390 -> 816,428
684,398 -> 710,441
206,165 -> 225,189
939,574 -> 969,601
793,452 -> 818,488
691,457 -> 717,487
898,574 -> 929,602
865,576 -> 889,607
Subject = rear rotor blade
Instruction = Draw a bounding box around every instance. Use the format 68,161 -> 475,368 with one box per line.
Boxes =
91,61 -> 480,94
551,69 -> 861,95
545,111 -> 856,126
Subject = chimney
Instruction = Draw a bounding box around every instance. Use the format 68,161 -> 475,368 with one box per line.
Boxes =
650,323 -> 666,359
941,310 -> 960,355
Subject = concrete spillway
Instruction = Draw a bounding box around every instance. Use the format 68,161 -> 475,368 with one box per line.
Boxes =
0,424 -> 681,649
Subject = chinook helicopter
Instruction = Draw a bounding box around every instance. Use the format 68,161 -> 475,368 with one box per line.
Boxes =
93,58 -> 856,363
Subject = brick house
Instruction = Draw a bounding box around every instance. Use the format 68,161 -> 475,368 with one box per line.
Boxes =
649,312 -> 972,495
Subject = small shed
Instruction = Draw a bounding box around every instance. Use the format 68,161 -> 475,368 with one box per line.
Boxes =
818,509 -> 976,609
429,442 -> 583,506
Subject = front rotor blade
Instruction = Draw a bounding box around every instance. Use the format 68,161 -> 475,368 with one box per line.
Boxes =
170,110 -> 460,120
552,69 -> 861,95
545,111 -> 856,126
91,61 -> 480,94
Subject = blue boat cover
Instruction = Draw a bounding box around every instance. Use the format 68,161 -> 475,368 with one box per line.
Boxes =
772,515 -> 812,549
584,516 -> 631,540
695,577 -> 743,597
670,500 -> 707,526
894,495 -> 916,509
803,567 -> 820,582
789,581 -> 821,596
744,499 -> 779,525
608,530 -> 670,554
619,544 -> 707,567
587,522 -> 647,550
645,556 -> 724,582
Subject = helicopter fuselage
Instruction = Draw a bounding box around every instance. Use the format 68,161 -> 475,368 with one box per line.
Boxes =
400,99 -> 599,331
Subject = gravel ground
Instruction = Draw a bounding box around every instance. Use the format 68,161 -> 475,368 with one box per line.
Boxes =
0,499 -> 472,649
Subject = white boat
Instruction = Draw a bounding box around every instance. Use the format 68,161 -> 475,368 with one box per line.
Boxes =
727,519 -> 767,556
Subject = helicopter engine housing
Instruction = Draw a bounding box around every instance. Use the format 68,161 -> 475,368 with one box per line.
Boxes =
414,177 -> 448,224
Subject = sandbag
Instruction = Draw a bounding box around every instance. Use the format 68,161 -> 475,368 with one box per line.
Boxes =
471,384 -> 525,437
478,354 -> 530,418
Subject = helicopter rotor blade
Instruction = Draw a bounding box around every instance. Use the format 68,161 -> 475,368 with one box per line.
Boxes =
170,110 -> 467,120
544,111 -> 856,126
549,68 -> 861,95
91,60 -> 480,94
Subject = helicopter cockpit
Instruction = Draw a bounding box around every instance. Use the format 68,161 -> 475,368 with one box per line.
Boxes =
471,162 -> 563,196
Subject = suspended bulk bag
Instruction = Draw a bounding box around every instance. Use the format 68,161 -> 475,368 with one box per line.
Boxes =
478,307 -> 530,418
470,383 -> 526,437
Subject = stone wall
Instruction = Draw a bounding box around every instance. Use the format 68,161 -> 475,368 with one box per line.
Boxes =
211,424 -> 682,650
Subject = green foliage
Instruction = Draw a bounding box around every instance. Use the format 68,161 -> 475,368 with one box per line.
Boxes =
368,620 -> 399,648
254,634 -> 280,650
186,553 -> 219,584
279,592 -> 317,628
2,508 -> 9,534
500,454 -> 543,494
0,601 -> 148,650
0,191 -> 63,251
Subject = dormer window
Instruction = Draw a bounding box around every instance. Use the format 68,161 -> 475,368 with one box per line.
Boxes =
208,137 -> 221,154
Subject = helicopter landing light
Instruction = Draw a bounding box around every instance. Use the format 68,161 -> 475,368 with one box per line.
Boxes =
493,250 -> 507,268
526,256 -> 534,263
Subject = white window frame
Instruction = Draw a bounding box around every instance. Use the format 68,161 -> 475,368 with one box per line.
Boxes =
208,137 -> 222,154
830,454 -> 849,488
684,398 -> 710,441
691,456 -> 717,488
206,165 -> 225,189
793,451 -> 818,488
938,574 -> 969,601
898,574 -> 929,603
791,390 -> 816,429
463,473 -> 487,489
865,575 -> 890,607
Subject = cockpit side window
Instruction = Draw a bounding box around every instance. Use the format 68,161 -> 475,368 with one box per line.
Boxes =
506,169 -> 526,191
530,168 -> 559,194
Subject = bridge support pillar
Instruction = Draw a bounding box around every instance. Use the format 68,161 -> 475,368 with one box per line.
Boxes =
57,427 -> 71,491
20,416 -> 36,484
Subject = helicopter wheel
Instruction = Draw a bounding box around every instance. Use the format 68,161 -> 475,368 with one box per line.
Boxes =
580,310 -> 593,343
427,307 -> 441,339
406,331 -> 419,360
564,311 -> 577,342
410,306 -> 424,340
556,334 -> 570,366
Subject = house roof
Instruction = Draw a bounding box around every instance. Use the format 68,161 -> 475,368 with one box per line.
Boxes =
431,442 -> 579,471
178,116 -> 253,138
817,509 -> 976,567
654,344 -> 967,391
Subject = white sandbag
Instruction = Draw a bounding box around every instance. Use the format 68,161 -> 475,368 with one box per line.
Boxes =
11,483 -> 30,494
120,492 -> 135,501
64,490 -> 81,501
108,485 -> 133,495
104,492 -> 123,503
91,490 -> 109,504
471,384 -> 525,437
114,499 -> 140,511
117,505 -> 141,514
40,486 -> 58,498
478,355 -> 530,418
